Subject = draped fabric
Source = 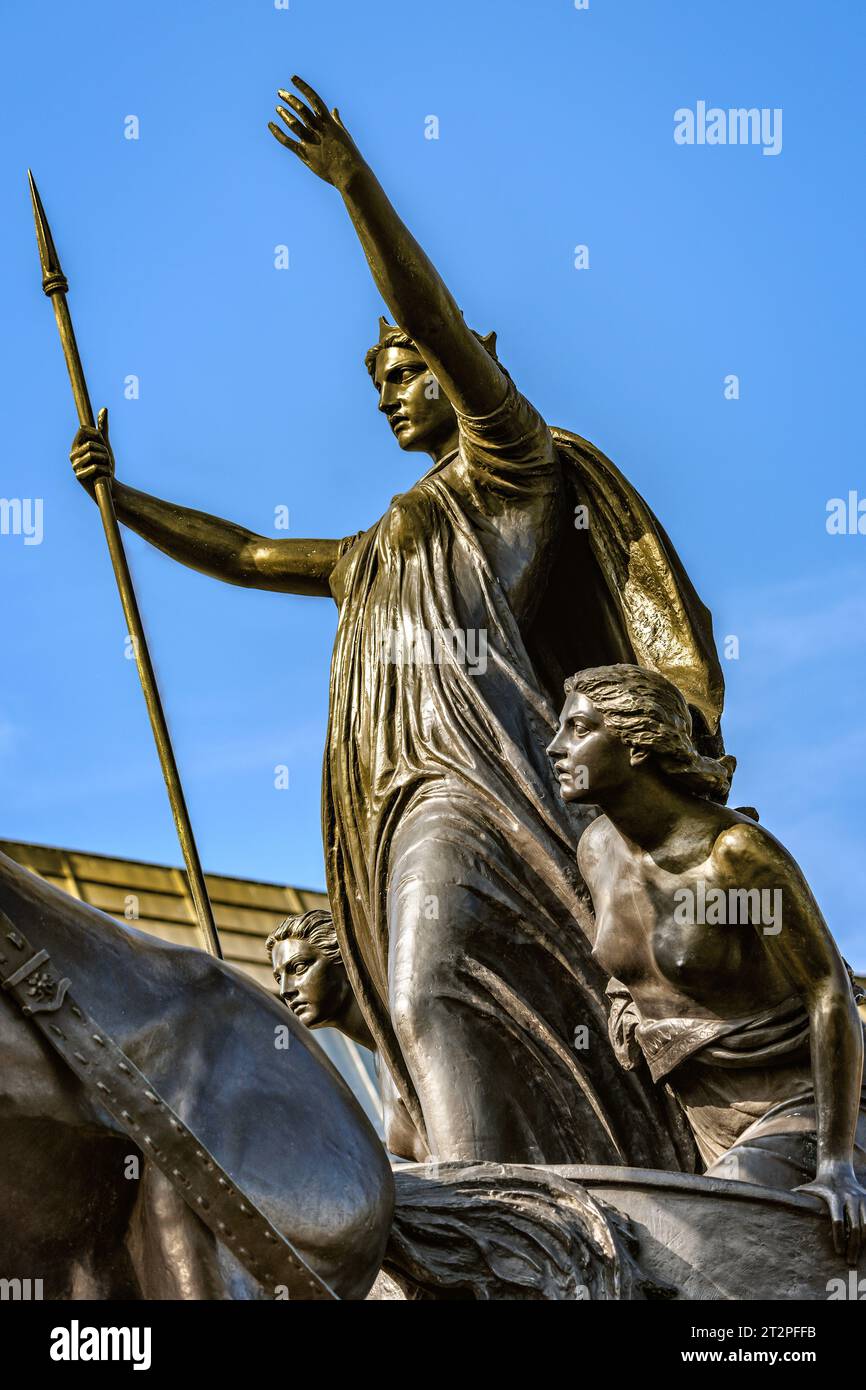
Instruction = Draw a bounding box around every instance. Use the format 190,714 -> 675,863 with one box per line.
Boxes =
607,976 -> 866,1181
323,381 -> 712,1166
607,986 -> 812,1085
545,428 -> 724,740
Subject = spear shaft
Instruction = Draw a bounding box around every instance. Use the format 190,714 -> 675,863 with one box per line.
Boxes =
29,172 -> 223,960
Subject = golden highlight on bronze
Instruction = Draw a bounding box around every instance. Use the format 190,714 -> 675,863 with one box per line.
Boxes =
5,56 -> 863,1312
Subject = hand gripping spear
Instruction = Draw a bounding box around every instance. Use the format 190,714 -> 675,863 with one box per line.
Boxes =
28,172 -> 223,960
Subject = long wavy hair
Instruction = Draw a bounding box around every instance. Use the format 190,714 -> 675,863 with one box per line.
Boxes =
564,664 -> 736,803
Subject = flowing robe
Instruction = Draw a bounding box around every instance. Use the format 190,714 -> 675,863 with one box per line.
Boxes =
324,380 -> 712,1165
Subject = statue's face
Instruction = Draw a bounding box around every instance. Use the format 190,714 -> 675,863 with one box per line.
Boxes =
373,347 -> 458,456
547,692 -> 635,803
271,936 -> 348,1029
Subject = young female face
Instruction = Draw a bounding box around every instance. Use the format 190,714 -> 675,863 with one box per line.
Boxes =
271,936 -> 349,1029
547,691 -> 637,804
373,347 -> 458,457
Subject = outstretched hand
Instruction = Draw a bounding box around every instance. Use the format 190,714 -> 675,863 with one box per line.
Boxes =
268,77 -> 365,189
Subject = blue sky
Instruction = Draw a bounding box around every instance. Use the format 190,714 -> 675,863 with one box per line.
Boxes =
1,0 -> 864,964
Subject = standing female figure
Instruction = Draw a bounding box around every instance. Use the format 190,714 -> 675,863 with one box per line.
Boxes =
71,78 -> 718,1167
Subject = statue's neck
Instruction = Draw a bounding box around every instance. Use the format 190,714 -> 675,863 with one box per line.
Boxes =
339,997 -> 376,1051
600,778 -> 697,853
429,427 -> 460,467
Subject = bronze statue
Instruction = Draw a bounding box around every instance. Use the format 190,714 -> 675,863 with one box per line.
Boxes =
21,71 -> 866,1303
268,910 -> 427,1161
69,75 -> 722,1168
548,663 -> 866,1264
0,849 -> 393,1299
268,910 -> 374,1046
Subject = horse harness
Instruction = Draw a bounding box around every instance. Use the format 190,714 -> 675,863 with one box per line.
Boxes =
0,910 -> 338,1300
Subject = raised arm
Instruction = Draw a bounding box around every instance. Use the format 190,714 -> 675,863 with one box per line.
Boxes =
70,411 -> 339,596
714,821 -> 866,1262
268,77 -> 507,418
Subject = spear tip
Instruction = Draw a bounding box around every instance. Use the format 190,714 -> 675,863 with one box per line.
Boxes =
28,170 -> 68,297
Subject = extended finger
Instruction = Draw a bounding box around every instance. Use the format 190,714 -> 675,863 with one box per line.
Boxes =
290,76 -> 329,118
97,405 -> 110,442
828,1194 -> 845,1257
268,122 -> 309,159
845,1198 -> 864,1267
275,106 -> 313,142
279,93 -> 320,133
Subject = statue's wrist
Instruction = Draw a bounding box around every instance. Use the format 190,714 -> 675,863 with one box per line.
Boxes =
815,1156 -> 855,1181
334,157 -> 371,197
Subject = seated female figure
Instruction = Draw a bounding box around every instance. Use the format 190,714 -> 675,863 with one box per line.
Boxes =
547,663 -> 866,1263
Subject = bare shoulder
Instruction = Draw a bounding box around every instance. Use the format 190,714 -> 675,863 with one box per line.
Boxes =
710,815 -> 796,882
576,814 -> 613,881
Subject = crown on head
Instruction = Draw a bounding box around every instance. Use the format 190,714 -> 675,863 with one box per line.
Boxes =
364,316 -> 498,378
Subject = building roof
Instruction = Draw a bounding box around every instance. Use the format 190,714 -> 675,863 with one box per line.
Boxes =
0,838 -> 382,1131
4,837 -> 862,1128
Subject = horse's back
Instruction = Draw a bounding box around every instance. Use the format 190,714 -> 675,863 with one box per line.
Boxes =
0,851 -> 394,1299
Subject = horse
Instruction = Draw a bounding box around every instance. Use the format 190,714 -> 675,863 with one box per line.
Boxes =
0,849 -> 394,1300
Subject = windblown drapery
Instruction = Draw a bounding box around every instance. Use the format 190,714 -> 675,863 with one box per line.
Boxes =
323,382 -> 719,1165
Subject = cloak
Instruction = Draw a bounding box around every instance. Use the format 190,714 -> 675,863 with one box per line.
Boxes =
530,427 -> 724,753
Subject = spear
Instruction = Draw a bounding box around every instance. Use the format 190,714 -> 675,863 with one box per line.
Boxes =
28,171 -> 223,960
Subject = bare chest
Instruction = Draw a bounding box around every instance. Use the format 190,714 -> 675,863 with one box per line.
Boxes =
590,852 -> 775,1016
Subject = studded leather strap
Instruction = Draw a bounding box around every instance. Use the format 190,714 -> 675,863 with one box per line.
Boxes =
0,912 -> 338,1300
